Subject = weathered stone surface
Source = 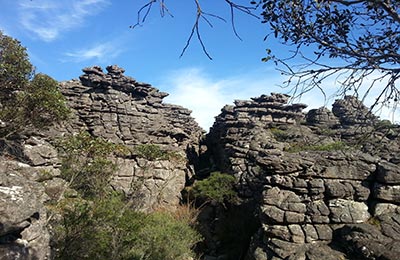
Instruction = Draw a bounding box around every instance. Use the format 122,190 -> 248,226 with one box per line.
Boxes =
206,93 -> 400,259
53,65 -> 204,212
1,65 -> 204,259
306,107 -> 339,127
0,159 -> 50,260
376,161 -> 400,184
374,183 -> 400,202
329,199 -> 370,223
332,95 -> 378,126
336,214 -> 400,260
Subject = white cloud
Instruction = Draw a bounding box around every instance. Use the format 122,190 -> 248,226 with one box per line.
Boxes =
63,40 -> 124,63
160,68 -> 400,131
18,0 -> 109,41
160,68 -> 285,130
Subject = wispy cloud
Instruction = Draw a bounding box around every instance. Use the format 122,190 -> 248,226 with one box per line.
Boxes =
18,0 -> 110,41
160,68 -> 285,130
63,39 -> 124,63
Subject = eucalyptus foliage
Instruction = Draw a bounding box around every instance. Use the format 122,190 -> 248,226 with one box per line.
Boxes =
0,31 -> 69,137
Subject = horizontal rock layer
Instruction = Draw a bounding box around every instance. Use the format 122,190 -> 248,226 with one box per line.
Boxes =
206,93 -> 400,259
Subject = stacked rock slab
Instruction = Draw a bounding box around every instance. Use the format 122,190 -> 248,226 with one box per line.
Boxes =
0,65 -> 204,258
206,93 -> 400,259
55,65 -> 203,211
207,93 -> 307,196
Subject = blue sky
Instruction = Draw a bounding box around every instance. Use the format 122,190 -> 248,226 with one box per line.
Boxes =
1,0 -> 398,129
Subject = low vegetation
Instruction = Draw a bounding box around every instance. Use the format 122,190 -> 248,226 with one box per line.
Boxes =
286,141 -> 348,153
56,132 -> 127,198
191,171 -> 237,204
50,133 -> 201,259
134,143 -> 184,162
270,127 -> 291,141
53,194 -> 201,260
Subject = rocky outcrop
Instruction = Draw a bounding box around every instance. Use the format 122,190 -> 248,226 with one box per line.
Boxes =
2,64 -> 399,260
206,93 -> 400,259
0,65 -> 203,259
51,65 -> 203,211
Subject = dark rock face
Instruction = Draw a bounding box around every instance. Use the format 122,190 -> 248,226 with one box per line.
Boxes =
332,95 -> 378,126
206,93 -> 400,259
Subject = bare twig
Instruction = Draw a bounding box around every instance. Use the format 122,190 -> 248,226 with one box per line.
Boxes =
133,0 -> 259,59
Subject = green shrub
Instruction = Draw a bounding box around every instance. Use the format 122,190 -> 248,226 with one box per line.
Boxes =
52,134 -> 200,259
134,212 -> 201,260
53,195 -> 200,260
376,119 -> 393,128
21,73 -> 70,128
192,172 -> 237,204
270,127 -> 290,141
135,144 -> 167,160
0,32 -> 69,137
134,144 -> 170,161
56,132 -> 127,198
53,195 -> 144,260
286,141 -> 348,153
317,127 -> 337,137
0,31 -> 32,95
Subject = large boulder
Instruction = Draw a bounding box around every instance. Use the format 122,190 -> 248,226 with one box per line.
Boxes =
0,159 -> 50,260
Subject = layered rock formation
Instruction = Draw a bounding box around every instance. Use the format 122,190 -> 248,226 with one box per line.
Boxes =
1,65 -> 399,259
57,65 -> 203,211
206,94 -> 400,259
0,65 -> 203,259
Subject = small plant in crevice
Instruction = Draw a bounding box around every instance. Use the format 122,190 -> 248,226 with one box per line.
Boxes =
270,127 -> 290,142
55,131 -> 128,198
317,127 -> 337,137
367,216 -> 382,228
285,141 -> 349,153
191,171 -> 238,205
134,143 -> 183,161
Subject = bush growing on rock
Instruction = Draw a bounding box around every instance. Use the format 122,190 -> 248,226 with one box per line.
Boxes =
134,143 -> 185,162
56,132 -> 127,198
21,73 -> 70,128
53,194 -> 201,260
192,171 -> 237,204
270,127 -> 291,141
286,141 -> 348,153
51,132 -> 201,259
134,143 -> 169,160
